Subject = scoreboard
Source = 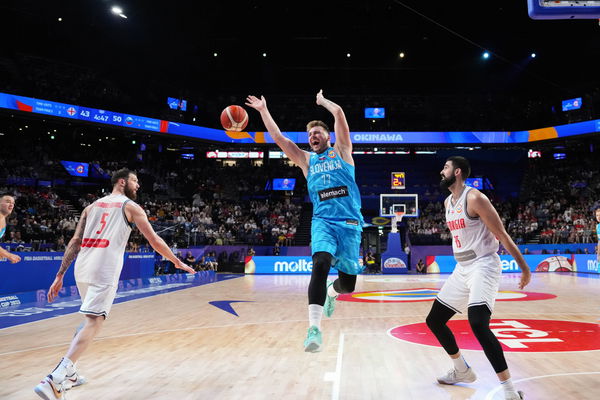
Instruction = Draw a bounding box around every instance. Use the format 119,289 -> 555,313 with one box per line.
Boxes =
391,172 -> 405,189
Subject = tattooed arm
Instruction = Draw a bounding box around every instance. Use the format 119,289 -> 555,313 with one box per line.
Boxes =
48,206 -> 90,302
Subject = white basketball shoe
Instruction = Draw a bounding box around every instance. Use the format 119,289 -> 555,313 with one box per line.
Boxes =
436,367 -> 477,385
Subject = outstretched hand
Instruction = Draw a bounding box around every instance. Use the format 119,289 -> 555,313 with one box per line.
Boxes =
175,260 -> 195,274
316,89 -> 326,106
7,253 -> 21,263
245,95 -> 267,112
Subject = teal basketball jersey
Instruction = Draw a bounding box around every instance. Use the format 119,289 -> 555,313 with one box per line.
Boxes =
307,147 -> 363,229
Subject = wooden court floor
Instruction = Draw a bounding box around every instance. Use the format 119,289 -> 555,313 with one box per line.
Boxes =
1,273 -> 599,399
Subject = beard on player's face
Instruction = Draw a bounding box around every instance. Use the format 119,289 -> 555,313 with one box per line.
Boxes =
124,179 -> 138,200
439,169 -> 457,190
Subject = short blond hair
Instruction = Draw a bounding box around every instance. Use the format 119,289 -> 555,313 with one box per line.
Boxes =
306,120 -> 330,134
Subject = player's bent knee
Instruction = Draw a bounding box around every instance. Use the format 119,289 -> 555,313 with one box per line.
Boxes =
426,313 -> 443,332
467,305 -> 491,336
312,252 -> 332,273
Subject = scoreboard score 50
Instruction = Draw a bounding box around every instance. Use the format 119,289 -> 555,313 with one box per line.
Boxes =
391,172 -> 405,190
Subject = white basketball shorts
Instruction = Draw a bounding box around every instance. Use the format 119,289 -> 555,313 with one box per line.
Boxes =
77,282 -> 118,318
436,253 -> 502,314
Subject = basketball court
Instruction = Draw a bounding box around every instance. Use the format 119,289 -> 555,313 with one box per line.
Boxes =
1,272 -> 599,399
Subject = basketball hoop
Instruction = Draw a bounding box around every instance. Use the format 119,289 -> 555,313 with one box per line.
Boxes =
391,211 -> 405,233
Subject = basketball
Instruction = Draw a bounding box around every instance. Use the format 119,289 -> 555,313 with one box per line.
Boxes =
220,105 -> 248,132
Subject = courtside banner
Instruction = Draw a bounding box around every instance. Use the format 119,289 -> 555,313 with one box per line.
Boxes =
252,256 -> 336,274
0,252 -> 156,295
425,254 -> 583,274
577,254 -> 599,273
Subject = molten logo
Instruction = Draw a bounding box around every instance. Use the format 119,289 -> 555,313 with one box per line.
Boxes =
274,259 -> 313,272
586,259 -> 598,272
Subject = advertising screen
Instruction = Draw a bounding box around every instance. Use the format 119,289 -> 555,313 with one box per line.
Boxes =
364,107 -> 385,118
272,178 -> 296,190
60,161 -> 89,177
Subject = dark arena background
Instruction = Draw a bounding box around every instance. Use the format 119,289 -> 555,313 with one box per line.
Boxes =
1,1 -> 599,399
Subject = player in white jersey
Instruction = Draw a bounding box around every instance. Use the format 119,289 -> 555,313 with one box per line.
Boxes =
34,169 -> 195,400
425,156 -> 531,400
0,193 -> 21,264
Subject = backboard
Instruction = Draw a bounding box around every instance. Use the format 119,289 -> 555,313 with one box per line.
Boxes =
528,0 -> 600,19
380,194 -> 419,218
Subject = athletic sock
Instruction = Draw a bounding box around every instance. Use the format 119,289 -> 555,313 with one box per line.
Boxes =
327,282 -> 340,298
50,357 -> 75,383
452,354 -> 469,373
308,304 -> 324,330
500,378 -> 518,396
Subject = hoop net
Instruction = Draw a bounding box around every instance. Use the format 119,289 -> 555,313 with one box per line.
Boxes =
391,211 -> 405,233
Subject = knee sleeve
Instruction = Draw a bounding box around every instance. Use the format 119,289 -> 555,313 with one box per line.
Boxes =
468,305 -> 508,373
426,300 -> 459,355
334,271 -> 357,294
308,252 -> 332,305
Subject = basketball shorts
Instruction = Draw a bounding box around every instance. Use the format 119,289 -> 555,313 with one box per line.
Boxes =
311,218 -> 364,275
77,282 -> 118,318
436,253 -> 502,314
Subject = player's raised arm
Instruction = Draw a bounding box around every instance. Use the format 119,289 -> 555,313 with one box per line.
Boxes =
246,95 -> 309,174
316,90 -> 352,161
468,190 -> 531,289
127,202 -> 195,274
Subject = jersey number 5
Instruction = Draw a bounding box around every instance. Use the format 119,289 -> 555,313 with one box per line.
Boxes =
96,213 -> 109,234
453,235 -> 462,248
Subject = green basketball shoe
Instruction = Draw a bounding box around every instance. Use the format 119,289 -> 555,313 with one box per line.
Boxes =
323,281 -> 338,318
303,325 -> 323,352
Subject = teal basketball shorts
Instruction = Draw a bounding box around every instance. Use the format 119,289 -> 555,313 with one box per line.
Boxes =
311,218 -> 364,275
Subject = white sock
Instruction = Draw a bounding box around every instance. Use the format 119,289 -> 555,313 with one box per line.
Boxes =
500,378 -> 517,395
327,282 -> 340,298
309,304 -> 323,330
51,357 -> 74,382
452,355 -> 469,373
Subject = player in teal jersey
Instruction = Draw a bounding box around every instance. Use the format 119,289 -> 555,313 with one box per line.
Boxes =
0,193 -> 21,264
246,90 -> 364,352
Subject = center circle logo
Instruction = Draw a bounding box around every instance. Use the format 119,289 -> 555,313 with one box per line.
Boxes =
389,319 -> 600,352
338,289 -> 556,303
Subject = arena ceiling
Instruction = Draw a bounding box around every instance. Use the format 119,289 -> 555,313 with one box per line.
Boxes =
3,0 -> 599,100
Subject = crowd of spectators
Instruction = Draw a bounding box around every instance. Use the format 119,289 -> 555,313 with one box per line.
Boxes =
407,152 -> 600,246
0,186 -> 74,251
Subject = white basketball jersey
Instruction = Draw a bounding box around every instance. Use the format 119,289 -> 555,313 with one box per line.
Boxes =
74,194 -> 134,286
445,187 -> 498,265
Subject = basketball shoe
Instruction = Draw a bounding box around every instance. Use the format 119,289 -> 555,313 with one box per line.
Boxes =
63,371 -> 88,390
323,281 -> 337,318
34,375 -> 66,400
303,325 -> 323,352
436,367 -> 477,385
506,390 -> 525,400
